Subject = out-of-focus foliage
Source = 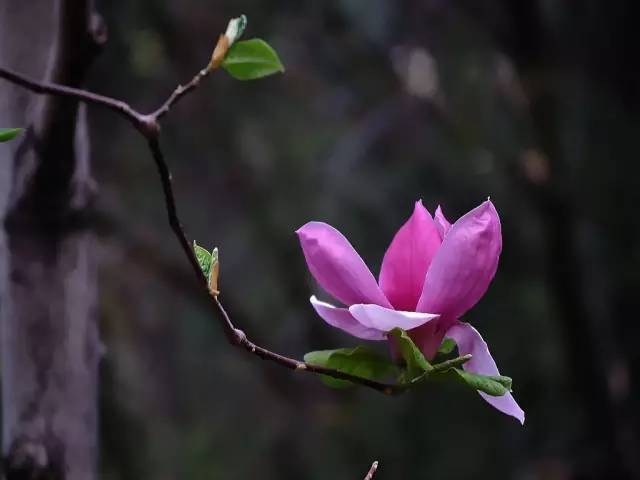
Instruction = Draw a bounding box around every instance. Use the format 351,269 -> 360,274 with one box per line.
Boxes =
90,2 -> 640,480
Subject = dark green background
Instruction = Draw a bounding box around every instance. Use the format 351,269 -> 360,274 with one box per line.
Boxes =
90,2 -> 640,479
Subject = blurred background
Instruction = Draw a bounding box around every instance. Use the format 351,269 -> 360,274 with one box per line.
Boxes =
87,1 -> 639,479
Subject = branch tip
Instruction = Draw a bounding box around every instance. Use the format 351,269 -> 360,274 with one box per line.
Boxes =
364,461 -> 379,480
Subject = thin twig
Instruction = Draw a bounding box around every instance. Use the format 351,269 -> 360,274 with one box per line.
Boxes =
146,138 -> 204,281
0,61 -> 406,395
364,461 -> 379,480
150,68 -> 211,121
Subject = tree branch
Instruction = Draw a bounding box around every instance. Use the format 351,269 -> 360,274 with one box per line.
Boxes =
0,66 -> 136,120
0,60 -> 406,396
364,461 -> 379,480
150,67 -> 211,121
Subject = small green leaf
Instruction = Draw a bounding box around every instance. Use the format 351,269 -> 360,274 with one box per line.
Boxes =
193,241 -> 212,278
222,39 -> 284,80
304,346 -> 397,389
389,328 -> 432,382
0,128 -> 23,142
437,337 -> 456,355
450,368 -> 512,397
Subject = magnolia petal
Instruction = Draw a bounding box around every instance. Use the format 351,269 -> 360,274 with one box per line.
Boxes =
310,296 -> 386,341
408,317 -> 450,360
297,222 -> 391,307
416,200 -> 502,320
447,322 -> 525,424
434,205 -> 451,240
378,200 -> 442,311
349,303 -> 438,332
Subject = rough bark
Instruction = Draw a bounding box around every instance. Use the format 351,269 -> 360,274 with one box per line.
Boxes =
0,1 -> 101,479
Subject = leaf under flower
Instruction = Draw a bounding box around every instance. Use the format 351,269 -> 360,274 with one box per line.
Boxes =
304,346 -> 398,388
389,328 -> 432,382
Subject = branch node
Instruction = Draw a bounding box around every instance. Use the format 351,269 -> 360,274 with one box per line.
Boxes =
137,115 -> 161,139
233,328 -> 247,345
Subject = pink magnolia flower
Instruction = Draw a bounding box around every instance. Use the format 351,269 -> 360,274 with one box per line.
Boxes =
296,200 -> 524,423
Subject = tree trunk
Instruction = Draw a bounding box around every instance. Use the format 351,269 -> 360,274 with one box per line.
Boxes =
0,1 -> 101,479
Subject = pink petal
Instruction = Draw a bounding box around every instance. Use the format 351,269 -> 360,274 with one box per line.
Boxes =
378,200 -> 442,311
310,296 -> 386,341
408,317 -> 450,360
447,322 -> 525,424
434,205 -> 451,240
349,303 -> 438,332
297,222 -> 391,307
416,200 -> 502,320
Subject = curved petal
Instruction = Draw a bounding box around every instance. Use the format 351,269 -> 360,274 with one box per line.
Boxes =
408,316 -> 450,360
447,322 -> 525,424
378,201 -> 442,311
349,303 -> 438,332
434,205 -> 451,240
310,296 -> 386,341
297,222 -> 391,307
416,200 -> 502,319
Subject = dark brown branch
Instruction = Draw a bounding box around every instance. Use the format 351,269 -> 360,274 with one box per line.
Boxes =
364,461 -> 379,480
0,62 -> 405,395
146,138 -> 205,284
0,66 -> 139,125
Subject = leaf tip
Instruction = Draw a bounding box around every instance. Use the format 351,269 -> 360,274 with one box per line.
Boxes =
0,127 -> 24,143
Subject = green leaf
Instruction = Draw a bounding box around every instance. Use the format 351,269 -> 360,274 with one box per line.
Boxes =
431,354 -> 472,372
304,349 -> 334,367
389,328 -> 432,382
0,128 -> 23,142
222,39 -> 284,80
193,241 -> 212,278
450,368 -> 512,397
437,337 -> 456,355
304,346 -> 397,389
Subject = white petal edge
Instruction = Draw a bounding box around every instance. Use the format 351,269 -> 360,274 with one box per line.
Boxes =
348,303 -> 439,332
310,296 -> 386,341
